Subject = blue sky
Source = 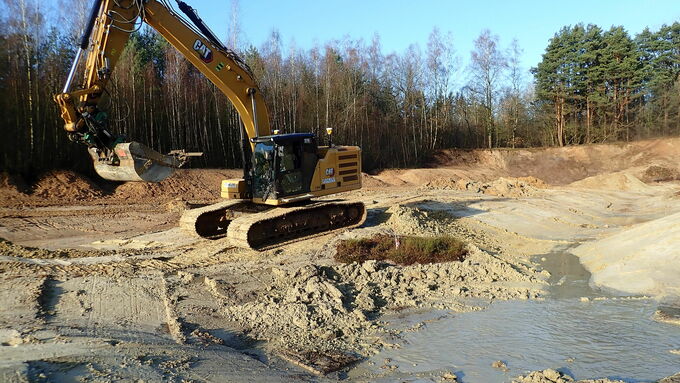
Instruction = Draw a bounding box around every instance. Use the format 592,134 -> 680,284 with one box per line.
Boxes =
185,0 -> 680,77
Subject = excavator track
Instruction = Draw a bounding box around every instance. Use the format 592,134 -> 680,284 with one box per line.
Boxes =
180,200 -> 367,250
179,200 -> 265,240
227,201 -> 367,250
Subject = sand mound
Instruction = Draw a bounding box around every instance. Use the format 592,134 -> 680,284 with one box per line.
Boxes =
433,138 -> 680,185
568,172 -> 652,192
386,204 -> 457,235
31,171 -> 102,200
0,172 -> 30,205
0,172 -> 28,193
361,173 -> 388,188
571,211 -> 680,298
423,176 -> 548,197
432,149 -> 507,170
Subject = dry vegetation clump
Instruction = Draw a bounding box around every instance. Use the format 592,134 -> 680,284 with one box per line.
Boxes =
641,165 -> 680,183
335,234 -> 467,265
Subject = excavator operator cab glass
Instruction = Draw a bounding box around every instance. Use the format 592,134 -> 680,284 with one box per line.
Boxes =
252,141 -> 275,200
251,133 -> 318,200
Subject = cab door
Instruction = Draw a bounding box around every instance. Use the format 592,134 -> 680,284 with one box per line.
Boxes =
276,143 -> 306,197
276,137 -> 318,197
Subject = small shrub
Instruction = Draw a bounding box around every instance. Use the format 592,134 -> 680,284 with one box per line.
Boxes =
641,165 -> 680,183
335,234 -> 467,265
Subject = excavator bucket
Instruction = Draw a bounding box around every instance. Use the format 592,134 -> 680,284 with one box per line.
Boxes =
88,142 -> 199,182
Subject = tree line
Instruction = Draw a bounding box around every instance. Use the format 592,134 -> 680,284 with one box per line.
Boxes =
1,0 -> 679,179
533,23 -> 680,146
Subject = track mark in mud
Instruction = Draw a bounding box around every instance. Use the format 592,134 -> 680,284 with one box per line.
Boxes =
160,274 -> 187,344
203,276 -> 233,300
279,349 -> 359,375
161,273 -> 236,348
36,276 -> 62,321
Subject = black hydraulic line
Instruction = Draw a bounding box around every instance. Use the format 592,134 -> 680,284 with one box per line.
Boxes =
238,116 -> 252,183
176,0 -> 226,50
80,0 -> 104,49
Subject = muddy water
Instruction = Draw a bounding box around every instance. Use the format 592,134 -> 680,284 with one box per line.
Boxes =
350,252 -> 680,382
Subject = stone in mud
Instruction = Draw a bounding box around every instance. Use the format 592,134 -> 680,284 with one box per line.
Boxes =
512,369 -> 633,383
492,360 -> 509,371
362,260 -> 378,273
658,373 -> 680,383
654,306 -> 680,326
512,369 -> 574,383
278,349 -> 359,375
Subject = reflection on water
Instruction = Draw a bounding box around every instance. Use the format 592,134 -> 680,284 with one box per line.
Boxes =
350,252 -> 680,382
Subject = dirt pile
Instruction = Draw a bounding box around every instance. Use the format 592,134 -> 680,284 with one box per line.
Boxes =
386,204 -> 458,235
0,238 -> 113,259
513,369 -> 575,383
362,173 -> 389,188
0,169 -> 243,206
654,306 -> 680,326
568,172 -> 653,192
512,369 -> 626,383
659,373 -> 680,383
221,245 -> 545,355
423,176 -> 548,197
31,171 -> 103,201
1,170 -> 106,206
0,172 -> 30,205
430,138 -> 680,185
112,169 -> 240,202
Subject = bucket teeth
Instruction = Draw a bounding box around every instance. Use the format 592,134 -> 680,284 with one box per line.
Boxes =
89,142 -> 190,182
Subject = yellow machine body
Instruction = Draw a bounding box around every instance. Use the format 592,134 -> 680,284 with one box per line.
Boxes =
221,145 -> 362,206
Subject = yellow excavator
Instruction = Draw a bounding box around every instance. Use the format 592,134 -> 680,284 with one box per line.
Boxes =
54,0 -> 366,250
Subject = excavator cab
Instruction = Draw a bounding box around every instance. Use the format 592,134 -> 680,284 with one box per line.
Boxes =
251,133 -> 318,201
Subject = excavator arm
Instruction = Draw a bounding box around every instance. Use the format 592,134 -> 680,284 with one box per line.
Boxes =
54,0 -> 270,181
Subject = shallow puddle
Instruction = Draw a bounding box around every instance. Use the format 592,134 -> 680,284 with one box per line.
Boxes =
350,252 -> 680,382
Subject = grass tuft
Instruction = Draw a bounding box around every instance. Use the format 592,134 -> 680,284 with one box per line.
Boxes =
335,234 -> 467,265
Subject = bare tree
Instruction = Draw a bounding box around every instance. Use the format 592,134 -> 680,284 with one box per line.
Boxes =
426,27 -> 457,149
506,38 -> 524,147
468,29 -> 507,148
226,0 -> 240,50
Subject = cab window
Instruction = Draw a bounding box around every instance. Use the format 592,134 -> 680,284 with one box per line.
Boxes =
252,142 -> 274,199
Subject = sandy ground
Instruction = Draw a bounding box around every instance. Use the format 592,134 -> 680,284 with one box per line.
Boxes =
1,138 -> 680,382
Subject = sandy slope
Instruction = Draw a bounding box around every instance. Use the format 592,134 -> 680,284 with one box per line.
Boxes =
572,211 -> 680,298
